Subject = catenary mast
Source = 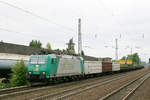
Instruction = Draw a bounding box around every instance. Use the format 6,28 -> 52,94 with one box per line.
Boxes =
78,18 -> 82,55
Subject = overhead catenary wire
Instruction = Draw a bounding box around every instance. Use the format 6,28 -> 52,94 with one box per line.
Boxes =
0,27 -> 51,39
0,0 -> 76,33
97,0 -> 122,27
98,0 -> 146,40
97,0 -> 126,40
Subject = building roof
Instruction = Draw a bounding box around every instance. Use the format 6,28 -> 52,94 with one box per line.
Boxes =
0,42 -> 41,55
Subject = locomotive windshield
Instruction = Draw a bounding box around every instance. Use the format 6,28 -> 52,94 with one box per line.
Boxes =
30,57 -> 47,64
30,58 -> 38,64
38,57 -> 46,64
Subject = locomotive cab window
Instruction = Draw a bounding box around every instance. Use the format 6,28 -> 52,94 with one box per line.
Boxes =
51,58 -> 54,64
30,58 -> 38,64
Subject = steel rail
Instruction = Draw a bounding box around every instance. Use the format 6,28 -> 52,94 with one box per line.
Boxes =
0,85 -> 27,93
31,72 -> 136,100
0,86 -> 33,95
0,69 -> 146,99
0,71 -> 130,99
99,72 -> 150,100
122,73 -> 150,100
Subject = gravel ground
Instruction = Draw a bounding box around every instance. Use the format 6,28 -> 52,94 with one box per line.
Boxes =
128,73 -> 150,100
67,69 -> 149,100
2,72 -> 130,100
2,69 -> 147,100
105,72 -> 150,100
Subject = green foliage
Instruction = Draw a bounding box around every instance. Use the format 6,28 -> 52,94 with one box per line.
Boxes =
120,53 -> 141,67
0,78 -> 12,89
66,38 -> 75,55
0,78 -> 5,88
81,50 -> 85,56
46,42 -> 52,51
67,49 -> 74,55
121,56 -> 126,60
62,49 -> 68,54
112,60 -> 118,62
55,49 -> 62,54
10,60 -> 29,87
130,53 -> 141,66
29,40 -> 42,48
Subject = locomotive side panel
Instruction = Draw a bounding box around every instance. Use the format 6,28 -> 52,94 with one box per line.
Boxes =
56,55 -> 82,77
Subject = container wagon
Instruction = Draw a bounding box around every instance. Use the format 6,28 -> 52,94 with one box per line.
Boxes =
102,61 -> 112,73
84,61 -> 102,77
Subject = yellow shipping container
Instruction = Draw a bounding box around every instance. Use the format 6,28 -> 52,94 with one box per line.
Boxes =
118,60 -> 125,64
127,60 -> 132,64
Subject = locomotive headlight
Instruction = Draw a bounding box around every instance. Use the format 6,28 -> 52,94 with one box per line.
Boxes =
29,72 -> 32,74
42,72 -> 46,74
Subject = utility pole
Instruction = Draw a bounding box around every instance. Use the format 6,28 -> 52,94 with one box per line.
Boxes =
78,18 -> 82,55
131,48 -> 132,55
115,38 -> 118,60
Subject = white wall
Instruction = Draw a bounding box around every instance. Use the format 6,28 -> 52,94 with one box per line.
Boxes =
0,53 -> 30,60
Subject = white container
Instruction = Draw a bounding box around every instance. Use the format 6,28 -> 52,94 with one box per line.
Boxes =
84,61 -> 102,74
112,62 -> 120,71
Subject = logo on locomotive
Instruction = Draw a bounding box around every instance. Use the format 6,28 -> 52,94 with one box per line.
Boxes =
65,60 -> 69,68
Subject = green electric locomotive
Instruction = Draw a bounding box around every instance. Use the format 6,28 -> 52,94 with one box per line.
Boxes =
27,54 -> 84,82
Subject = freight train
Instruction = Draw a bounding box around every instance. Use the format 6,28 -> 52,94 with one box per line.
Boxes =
27,54 -> 144,83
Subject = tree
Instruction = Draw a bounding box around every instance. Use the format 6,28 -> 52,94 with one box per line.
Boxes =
46,42 -> 52,51
29,40 -> 42,48
81,50 -> 85,56
132,53 -> 141,66
66,38 -> 75,55
127,53 -> 141,66
62,49 -> 68,54
29,40 -> 34,47
55,49 -> 62,54
121,56 -> 126,60
37,40 -> 42,48
10,60 -> 29,87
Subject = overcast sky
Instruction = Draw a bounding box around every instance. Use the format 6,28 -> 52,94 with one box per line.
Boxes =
0,0 -> 150,61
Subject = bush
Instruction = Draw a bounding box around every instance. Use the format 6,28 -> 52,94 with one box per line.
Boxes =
0,78 -> 11,89
10,60 -> 29,87
0,78 -> 5,88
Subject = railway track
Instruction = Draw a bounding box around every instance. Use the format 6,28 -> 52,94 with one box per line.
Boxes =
0,85 -> 50,99
100,72 -> 150,100
127,69 -> 150,100
0,85 -> 28,95
31,75 -> 127,100
123,73 -> 150,100
30,69 -> 147,100
0,71 -> 133,99
0,69 -> 147,100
